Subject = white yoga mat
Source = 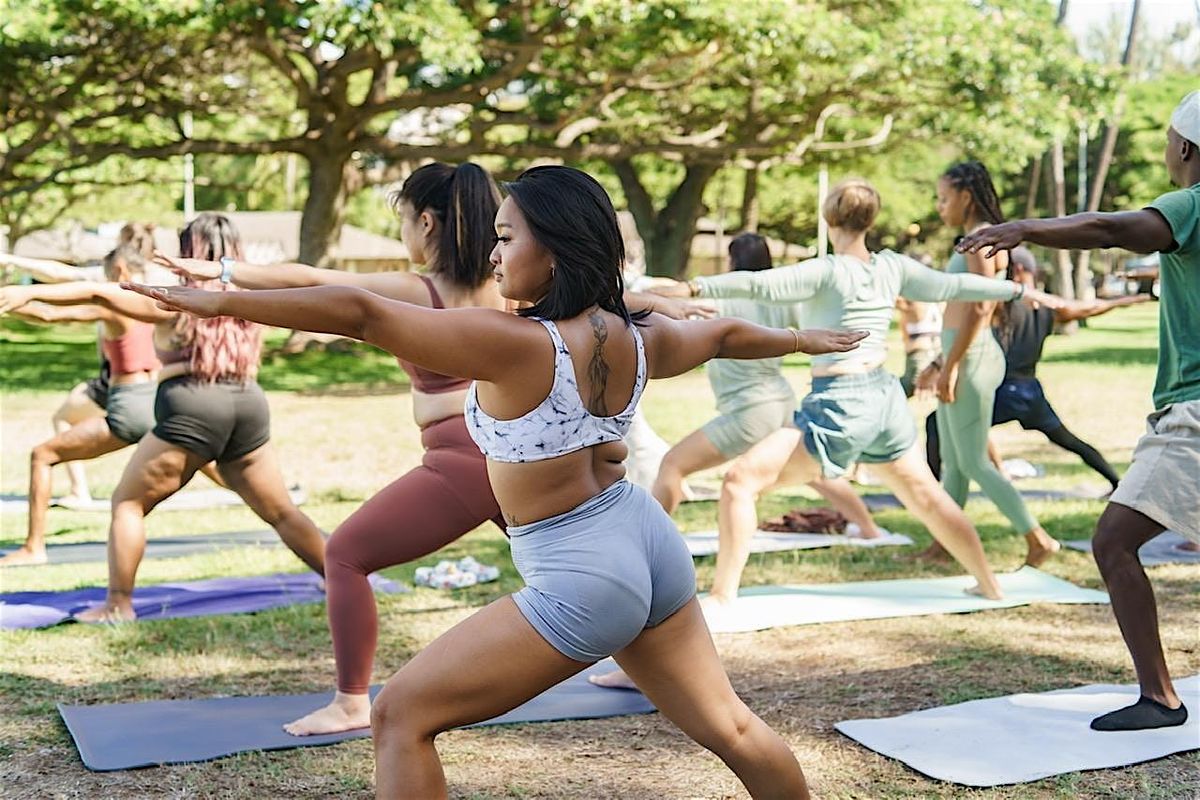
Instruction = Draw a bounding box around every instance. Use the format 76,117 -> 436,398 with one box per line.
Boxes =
702,567 -> 1108,634
680,484 -> 720,503
683,529 -> 911,558
1065,531 -> 1200,567
835,674 -> 1200,787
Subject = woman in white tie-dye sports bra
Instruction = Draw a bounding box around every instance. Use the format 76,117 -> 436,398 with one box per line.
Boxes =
131,166 -> 865,799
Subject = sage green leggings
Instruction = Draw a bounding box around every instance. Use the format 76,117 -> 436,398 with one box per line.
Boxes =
937,328 -> 1038,534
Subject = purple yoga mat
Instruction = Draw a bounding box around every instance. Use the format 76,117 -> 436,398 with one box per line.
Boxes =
0,573 -> 402,630
59,662 -> 656,771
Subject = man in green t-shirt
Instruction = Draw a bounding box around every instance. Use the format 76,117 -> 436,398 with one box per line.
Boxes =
959,90 -> 1200,732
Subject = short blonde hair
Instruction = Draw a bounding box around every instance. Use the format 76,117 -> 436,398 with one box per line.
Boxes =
822,178 -> 880,232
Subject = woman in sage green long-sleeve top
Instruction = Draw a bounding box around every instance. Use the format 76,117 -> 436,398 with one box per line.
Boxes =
659,180 -> 1061,604
929,161 -> 1060,568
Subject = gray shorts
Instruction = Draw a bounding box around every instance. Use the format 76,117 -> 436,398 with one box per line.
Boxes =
701,397 -> 794,459
153,376 -> 271,463
508,480 -> 696,663
105,382 -> 156,444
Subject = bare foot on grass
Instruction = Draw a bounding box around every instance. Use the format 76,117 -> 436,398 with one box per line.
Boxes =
587,669 -> 639,691
74,603 -> 136,624
0,546 -> 48,567
284,692 -> 371,736
1023,528 -> 1061,568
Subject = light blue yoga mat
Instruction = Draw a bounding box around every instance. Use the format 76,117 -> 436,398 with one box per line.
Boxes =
59,661 -> 655,771
836,674 -> 1200,787
702,567 -> 1109,634
0,530 -> 282,566
1065,531 -> 1200,567
683,529 -> 911,558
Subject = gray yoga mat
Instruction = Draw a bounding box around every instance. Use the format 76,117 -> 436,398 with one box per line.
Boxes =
862,487 -> 1101,511
0,486 -> 307,514
0,530 -> 282,566
683,529 -> 911,558
702,566 -> 1108,634
1064,531 -> 1200,567
59,661 -> 655,771
836,674 -> 1200,787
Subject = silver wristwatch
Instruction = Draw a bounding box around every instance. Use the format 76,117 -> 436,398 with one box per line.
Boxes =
219,256 -> 236,284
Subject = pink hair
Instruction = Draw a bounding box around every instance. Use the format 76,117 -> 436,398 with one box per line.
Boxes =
176,213 -> 262,382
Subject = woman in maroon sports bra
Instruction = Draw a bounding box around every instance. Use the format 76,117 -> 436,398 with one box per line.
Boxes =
161,162 -> 511,736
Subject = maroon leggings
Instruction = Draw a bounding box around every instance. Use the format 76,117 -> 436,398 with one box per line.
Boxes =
325,415 -> 504,694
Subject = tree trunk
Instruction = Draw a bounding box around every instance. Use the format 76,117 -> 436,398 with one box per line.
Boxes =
298,150 -> 357,268
612,159 -> 719,278
1075,0 -> 1141,301
1025,154 -> 1043,218
740,165 -> 760,232
1050,138 -> 1078,332
282,148 -> 358,352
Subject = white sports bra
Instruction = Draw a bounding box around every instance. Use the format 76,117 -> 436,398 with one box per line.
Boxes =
904,303 -> 943,336
464,317 -> 647,463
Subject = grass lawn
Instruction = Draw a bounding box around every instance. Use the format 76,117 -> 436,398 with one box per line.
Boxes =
1,306 -> 1197,799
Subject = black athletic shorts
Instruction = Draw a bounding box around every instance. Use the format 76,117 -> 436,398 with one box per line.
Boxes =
84,362 -> 111,408
153,376 -> 271,463
992,378 -> 1062,433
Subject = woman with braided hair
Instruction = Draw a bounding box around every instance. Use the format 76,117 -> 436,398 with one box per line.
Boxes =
928,161 -> 1059,566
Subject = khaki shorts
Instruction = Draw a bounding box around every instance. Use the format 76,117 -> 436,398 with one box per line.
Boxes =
701,397 -> 794,459
1110,400 -> 1200,543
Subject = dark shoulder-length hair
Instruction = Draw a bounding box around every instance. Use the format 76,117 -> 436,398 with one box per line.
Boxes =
728,232 -> 772,272
503,165 -> 648,324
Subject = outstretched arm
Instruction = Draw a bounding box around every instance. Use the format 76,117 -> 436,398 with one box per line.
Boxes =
124,283 -> 540,383
681,258 -> 831,305
152,253 -> 433,303
957,210 -> 1174,258
9,301 -> 110,323
0,254 -> 95,283
898,254 -> 1021,303
0,282 -> 170,322
1054,292 -> 1153,324
624,290 -> 717,320
644,315 -> 866,379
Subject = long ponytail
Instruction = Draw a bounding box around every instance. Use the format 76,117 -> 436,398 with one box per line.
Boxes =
391,162 -> 502,288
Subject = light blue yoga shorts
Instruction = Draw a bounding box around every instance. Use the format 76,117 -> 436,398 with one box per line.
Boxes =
508,480 -> 697,663
796,368 -> 916,478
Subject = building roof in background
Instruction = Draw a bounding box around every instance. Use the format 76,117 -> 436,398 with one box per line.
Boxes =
12,212 -> 407,265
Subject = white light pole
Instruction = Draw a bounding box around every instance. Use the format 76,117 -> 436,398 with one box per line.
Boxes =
183,108 -> 196,222
817,166 -> 829,258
